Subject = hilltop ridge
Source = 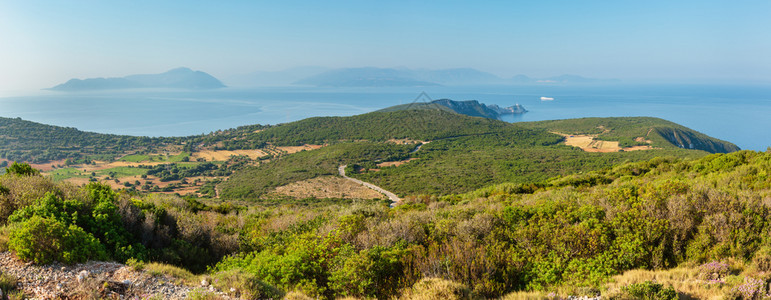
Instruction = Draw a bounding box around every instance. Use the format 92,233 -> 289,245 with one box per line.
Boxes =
520,117 -> 740,153
0,110 -> 739,198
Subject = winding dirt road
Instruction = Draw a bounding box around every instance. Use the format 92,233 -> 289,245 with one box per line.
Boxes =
338,165 -> 401,207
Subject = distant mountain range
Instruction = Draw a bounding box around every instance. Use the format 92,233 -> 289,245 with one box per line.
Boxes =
225,66 -> 330,87
49,67 -> 225,91
294,67 -> 441,87
290,67 -> 618,87
50,66 -> 618,90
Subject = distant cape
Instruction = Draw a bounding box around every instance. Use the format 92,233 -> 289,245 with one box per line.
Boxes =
379,99 -> 527,120
48,67 -> 226,91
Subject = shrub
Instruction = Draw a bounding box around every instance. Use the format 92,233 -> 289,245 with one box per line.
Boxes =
8,215 -> 107,264
329,246 -> 406,299
618,281 -> 678,300
0,174 -> 58,224
0,271 -> 24,300
752,247 -> 771,272
0,271 -> 18,293
8,191 -> 146,263
697,261 -> 730,282
0,225 -> 11,251
188,288 -> 221,300
214,234 -> 332,298
126,258 -> 145,271
728,277 -> 767,300
210,269 -> 283,300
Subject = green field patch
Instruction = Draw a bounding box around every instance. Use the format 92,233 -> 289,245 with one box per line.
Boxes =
119,152 -> 191,163
166,152 -> 191,162
119,154 -> 152,162
47,167 -> 88,181
96,167 -> 148,178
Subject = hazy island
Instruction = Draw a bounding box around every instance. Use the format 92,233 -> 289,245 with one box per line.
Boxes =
48,67 -> 226,91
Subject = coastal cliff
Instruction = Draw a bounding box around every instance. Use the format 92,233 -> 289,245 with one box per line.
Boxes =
378,98 -> 527,120
430,99 -> 527,119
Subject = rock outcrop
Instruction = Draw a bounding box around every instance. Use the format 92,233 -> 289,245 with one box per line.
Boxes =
431,99 -> 527,119
0,252 -> 235,299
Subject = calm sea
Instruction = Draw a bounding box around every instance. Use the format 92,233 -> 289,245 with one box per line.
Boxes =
1,84 -> 769,151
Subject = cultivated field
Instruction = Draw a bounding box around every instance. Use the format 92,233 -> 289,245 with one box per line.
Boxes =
273,176 -> 386,199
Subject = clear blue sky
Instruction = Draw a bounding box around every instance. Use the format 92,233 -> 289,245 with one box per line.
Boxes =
1,0 -> 769,90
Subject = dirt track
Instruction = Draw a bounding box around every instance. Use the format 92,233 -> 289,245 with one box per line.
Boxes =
338,165 -> 400,207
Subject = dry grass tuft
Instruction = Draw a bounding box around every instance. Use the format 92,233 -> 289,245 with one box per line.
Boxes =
399,277 -> 475,300
499,290 -> 548,300
284,290 -> 315,300
144,262 -> 199,286
603,265 -> 735,300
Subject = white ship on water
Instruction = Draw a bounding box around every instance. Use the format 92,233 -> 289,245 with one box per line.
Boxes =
540,97 -> 554,101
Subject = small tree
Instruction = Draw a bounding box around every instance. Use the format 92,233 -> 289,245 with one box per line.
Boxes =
5,162 -> 39,176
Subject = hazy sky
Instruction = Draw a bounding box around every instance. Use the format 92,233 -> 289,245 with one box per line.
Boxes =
1,1 -> 770,90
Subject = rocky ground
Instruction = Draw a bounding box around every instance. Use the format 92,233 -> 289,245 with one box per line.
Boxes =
0,252 -> 234,299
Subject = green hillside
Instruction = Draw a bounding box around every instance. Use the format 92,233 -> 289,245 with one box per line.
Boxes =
0,117 -> 185,163
0,111 -> 740,200
210,109 -> 518,147
520,117 -> 740,153
221,111 -> 727,199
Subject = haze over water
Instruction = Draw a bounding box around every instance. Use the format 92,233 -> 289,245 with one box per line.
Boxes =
1,84 -> 769,151
1,1 -> 769,151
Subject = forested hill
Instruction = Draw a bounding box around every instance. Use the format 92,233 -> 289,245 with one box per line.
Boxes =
0,110 -> 544,164
0,117 -> 166,163
1,110 -> 738,168
520,117 -> 740,153
205,109 -> 557,148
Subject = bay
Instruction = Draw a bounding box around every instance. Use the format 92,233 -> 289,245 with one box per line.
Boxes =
0,84 -> 769,151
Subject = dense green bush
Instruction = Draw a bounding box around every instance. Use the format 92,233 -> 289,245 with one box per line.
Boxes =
6,150 -> 771,299
8,215 -> 107,264
4,161 -> 39,176
7,185 -> 148,263
1,173 -> 237,269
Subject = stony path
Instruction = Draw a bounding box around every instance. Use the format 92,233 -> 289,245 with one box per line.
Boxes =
409,142 -> 429,154
0,252 -> 233,299
339,165 -> 401,207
